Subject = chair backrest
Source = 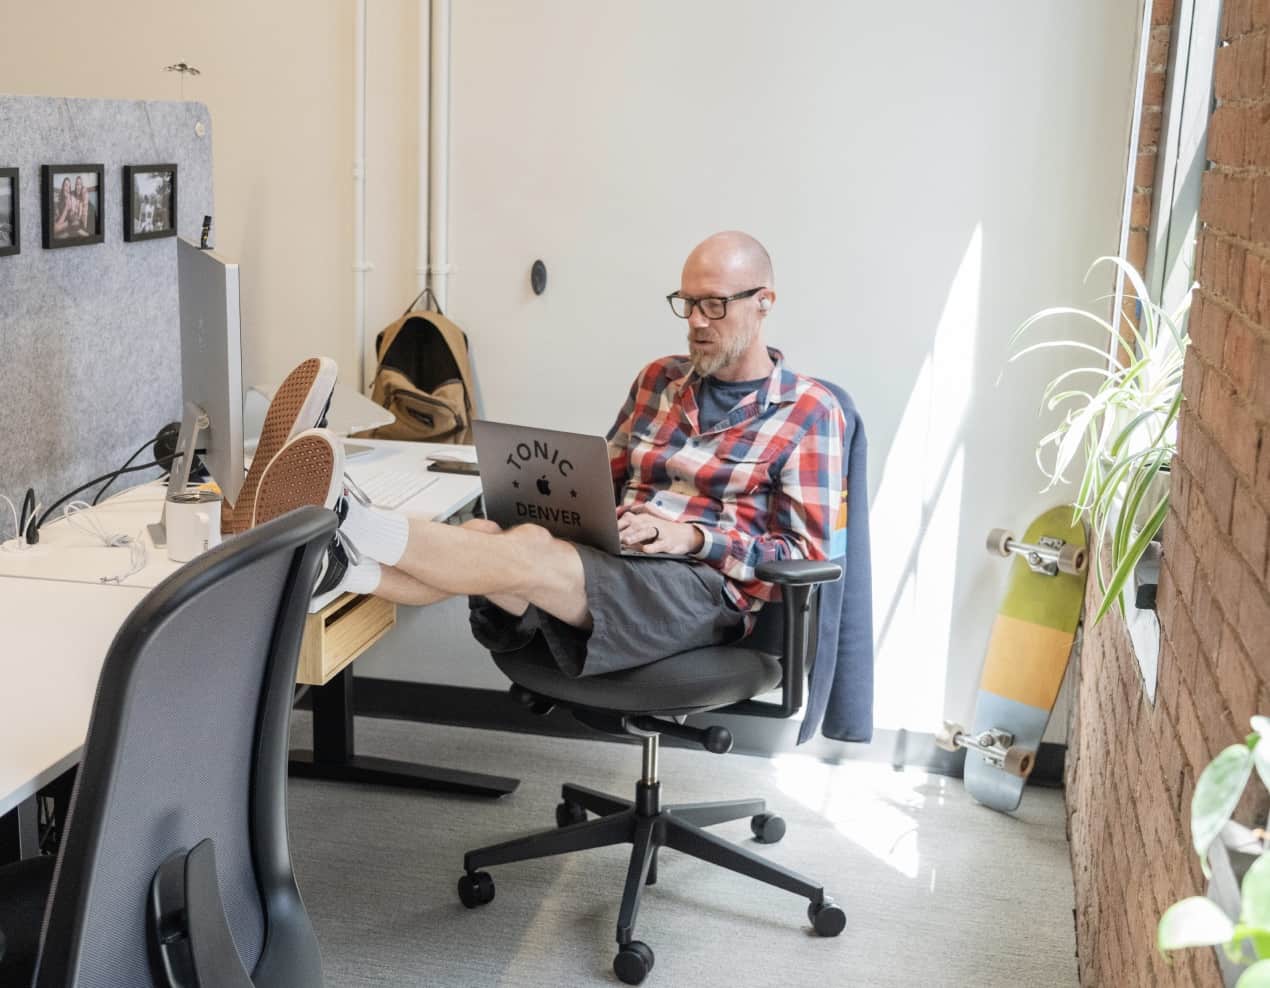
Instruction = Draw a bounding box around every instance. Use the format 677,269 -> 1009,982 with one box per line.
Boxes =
33,506 -> 335,988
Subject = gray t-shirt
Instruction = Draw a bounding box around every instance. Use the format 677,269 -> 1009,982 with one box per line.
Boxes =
697,375 -> 767,432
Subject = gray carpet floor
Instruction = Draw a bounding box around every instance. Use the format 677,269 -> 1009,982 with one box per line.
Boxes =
288,714 -> 1077,988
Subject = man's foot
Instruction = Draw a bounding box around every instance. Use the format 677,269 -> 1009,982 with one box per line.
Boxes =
314,535 -> 382,597
229,356 -> 338,534
251,428 -> 346,527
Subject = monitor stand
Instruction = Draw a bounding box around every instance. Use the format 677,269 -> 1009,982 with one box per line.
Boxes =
147,400 -> 209,549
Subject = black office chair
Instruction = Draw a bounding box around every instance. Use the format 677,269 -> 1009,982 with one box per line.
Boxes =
0,506 -> 335,987
457,556 -> 846,985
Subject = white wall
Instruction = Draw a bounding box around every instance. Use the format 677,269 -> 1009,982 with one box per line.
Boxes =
416,0 -> 1140,737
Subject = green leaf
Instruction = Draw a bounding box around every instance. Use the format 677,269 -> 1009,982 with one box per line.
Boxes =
1244,854 -> 1270,929
1093,494 -> 1169,624
1256,736 -> 1270,795
1158,897 -> 1236,950
1193,745 -> 1256,875
1236,959 -> 1270,988
1253,930 -> 1270,961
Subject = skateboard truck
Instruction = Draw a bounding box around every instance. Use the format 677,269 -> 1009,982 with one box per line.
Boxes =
987,529 -> 1086,577
935,722 -> 1035,778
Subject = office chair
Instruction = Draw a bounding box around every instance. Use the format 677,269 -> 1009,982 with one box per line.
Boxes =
458,555 -> 847,985
0,506 -> 335,987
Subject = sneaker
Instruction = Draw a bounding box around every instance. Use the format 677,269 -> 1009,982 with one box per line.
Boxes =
313,535 -> 351,596
229,356 -> 338,533
251,428 -> 346,528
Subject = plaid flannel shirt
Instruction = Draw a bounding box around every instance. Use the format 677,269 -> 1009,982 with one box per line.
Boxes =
607,348 -> 845,626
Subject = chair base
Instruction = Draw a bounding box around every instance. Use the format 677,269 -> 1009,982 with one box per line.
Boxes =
460,780 -> 844,984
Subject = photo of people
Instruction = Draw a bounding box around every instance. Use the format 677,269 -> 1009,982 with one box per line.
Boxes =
124,164 -> 177,242
41,164 -> 104,248
52,172 -> 98,240
0,169 -> 16,255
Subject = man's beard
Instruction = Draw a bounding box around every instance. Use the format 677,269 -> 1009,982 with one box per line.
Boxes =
689,324 -> 756,377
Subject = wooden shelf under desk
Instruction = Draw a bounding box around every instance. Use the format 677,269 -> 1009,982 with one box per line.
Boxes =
298,592 -> 396,686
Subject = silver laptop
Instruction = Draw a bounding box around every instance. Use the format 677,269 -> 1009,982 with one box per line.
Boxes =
473,420 -> 675,556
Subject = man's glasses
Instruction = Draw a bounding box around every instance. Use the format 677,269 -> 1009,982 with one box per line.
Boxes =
666,286 -> 765,320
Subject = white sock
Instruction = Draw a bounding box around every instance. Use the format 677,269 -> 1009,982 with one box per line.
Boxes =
340,557 -> 382,595
340,494 -> 409,565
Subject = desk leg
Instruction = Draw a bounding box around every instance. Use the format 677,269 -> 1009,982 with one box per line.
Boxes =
289,667 -> 519,798
0,796 -> 40,864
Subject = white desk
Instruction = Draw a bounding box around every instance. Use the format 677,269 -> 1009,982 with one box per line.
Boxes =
0,440 -> 498,851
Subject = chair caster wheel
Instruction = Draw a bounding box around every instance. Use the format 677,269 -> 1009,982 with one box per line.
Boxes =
457,870 -> 495,908
614,940 -> 655,985
808,897 -> 846,937
555,800 -> 587,828
750,812 -> 786,844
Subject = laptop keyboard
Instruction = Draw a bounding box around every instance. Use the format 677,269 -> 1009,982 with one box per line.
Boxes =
347,459 -> 439,509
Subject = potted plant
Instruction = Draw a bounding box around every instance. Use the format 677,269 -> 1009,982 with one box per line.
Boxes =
1008,256 -> 1189,623
1157,716 -> 1270,985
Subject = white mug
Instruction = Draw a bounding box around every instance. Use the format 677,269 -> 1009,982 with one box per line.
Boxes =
166,490 -> 222,563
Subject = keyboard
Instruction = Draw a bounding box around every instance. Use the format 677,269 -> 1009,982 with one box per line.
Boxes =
347,459 -> 440,509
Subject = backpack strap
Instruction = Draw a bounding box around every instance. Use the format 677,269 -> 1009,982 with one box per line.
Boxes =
424,312 -> 477,421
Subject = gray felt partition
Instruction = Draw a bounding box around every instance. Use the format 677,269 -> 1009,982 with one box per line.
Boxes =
0,95 -> 214,537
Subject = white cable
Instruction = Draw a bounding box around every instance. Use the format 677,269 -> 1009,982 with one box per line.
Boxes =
63,501 -> 148,583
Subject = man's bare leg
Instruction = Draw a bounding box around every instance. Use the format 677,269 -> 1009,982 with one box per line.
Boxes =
368,518 -> 532,617
378,517 -> 588,628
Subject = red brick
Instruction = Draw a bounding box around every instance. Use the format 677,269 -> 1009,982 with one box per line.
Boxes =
1201,445 -> 1237,528
1148,24 -> 1174,70
1165,527 -> 1198,603
1135,150 -> 1160,189
1144,67 -> 1169,108
1215,43 -> 1239,100
1233,481 -> 1269,573
1141,105 -> 1164,151
1253,345 -> 1270,415
1154,0 -> 1177,26
1236,568 -> 1270,661
1252,0 -> 1270,28
1223,314 -> 1259,393
1190,295 -> 1230,364
1131,189 -> 1154,229
1243,251 -> 1264,318
1225,0 -> 1254,38
1215,630 -> 1264,731
1250,101 -> 1270,167
1208,104 -> 1248,166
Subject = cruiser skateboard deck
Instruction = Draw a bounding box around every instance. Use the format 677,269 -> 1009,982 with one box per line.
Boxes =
936,506 -> 1088,812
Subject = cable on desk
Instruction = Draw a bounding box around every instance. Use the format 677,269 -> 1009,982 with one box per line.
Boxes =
34,459 -> 165,539
63,501 -> 148,584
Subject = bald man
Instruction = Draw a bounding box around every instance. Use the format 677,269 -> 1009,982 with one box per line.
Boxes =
255,232 -> 845,677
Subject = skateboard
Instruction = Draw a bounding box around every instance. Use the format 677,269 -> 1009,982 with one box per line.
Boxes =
936,506 -> 1088,812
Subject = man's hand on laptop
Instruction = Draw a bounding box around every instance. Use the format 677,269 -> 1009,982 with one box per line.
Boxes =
617,503 -> 705,556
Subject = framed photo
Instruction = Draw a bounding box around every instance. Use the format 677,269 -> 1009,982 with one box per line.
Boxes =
123,164 -> 177,242
41,164 -> 104,249
0,168 -> 17,257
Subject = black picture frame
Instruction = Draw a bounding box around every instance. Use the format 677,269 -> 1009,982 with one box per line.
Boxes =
123,163 -> 178,242
41,164 -> 105,249
0,168 -> 18,257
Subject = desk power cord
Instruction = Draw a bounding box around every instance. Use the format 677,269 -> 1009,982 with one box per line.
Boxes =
63,501 -> 148,584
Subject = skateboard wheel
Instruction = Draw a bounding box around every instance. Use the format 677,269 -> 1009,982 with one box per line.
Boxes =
986,528 -> 1013,557
935,722 -> 963,752
1058,543 -> 1087,576
1003,746 -> 1035,778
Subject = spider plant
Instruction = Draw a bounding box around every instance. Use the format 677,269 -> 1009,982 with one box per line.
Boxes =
1008,255 -> 1190,623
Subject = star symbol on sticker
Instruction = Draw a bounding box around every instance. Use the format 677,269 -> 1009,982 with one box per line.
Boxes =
512,480 -> 520,489
570,489 -> 577,498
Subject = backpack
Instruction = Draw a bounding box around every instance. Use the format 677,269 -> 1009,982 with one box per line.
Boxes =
359,290 -> 477,443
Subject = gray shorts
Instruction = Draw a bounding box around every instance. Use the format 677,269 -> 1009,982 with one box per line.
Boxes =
468,544 -> 747,678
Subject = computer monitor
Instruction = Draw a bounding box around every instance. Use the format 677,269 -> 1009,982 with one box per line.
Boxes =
148,237 -> 245,546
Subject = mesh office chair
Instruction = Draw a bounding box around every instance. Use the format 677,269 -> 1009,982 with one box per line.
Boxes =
0,506 -> 335,987
457,556 -> 846,986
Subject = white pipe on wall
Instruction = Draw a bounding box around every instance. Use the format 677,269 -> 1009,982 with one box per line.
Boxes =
429,0 -> 451,311
354,0 -> 371,390
417,0 -> 431,295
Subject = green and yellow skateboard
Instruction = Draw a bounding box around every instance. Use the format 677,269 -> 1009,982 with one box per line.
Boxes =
936,506 -> 1088,813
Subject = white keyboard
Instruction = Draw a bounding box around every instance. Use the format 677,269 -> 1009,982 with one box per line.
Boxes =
347,459 -> 439,509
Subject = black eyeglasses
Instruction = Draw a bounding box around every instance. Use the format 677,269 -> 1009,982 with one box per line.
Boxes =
666,286 -> 765,320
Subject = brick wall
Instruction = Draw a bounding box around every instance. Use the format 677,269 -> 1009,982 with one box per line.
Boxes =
1066,2 -> 1270,986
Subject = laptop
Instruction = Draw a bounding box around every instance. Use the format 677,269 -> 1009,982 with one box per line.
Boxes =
473,420 -> 679,557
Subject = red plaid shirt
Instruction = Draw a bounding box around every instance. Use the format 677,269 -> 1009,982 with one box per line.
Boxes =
608,348 -> 845,621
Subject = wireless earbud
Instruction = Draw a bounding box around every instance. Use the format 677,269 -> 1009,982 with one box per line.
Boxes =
759,298 -> 771,311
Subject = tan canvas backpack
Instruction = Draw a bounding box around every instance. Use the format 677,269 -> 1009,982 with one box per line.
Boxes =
360,290 -> 476,443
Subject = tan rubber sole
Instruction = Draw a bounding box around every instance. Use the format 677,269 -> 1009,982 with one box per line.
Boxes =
251,433 -> 340,528
228,358 -> 331,534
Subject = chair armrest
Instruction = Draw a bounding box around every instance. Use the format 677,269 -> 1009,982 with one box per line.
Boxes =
149,839 -> 255,988
755,559 -> 842,586
721,558 -> 841,721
